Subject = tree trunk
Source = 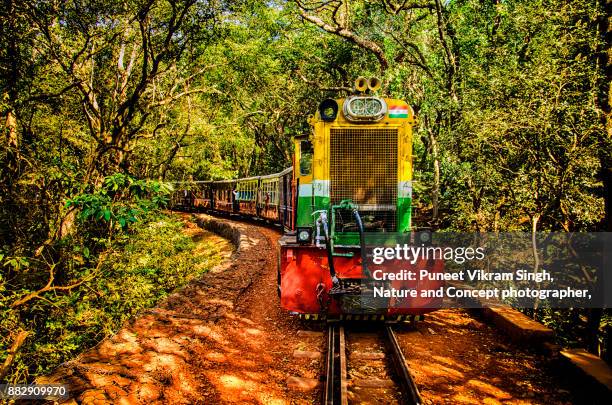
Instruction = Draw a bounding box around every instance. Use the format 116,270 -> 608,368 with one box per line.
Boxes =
531,214 -> 541,318
3,0 -> 20,170
5,110 -> 17,149
586,308 -> 604,355
599,0 -> 612,232
430,129 -> 441,226
4,110 -> 19,174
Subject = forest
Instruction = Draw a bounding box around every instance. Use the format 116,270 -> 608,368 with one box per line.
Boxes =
1,0 -> 611,385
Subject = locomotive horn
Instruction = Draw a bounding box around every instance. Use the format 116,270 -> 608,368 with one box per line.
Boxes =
368,77 -> 381,92
354,76 -> 368,93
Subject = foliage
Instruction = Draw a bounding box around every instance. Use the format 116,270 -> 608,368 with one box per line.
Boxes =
66,173 -> 172,230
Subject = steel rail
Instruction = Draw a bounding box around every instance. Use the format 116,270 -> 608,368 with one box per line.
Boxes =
324,325 -> 348,405
324,324 -> 336,405
338,326 -> 348,405
385,326 -> 423,405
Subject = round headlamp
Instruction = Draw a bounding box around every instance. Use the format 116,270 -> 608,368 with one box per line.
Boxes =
296,227 -> 312,244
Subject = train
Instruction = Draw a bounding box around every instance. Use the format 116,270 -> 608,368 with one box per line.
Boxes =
171,77 -> 443,321
170,168 -> 294,230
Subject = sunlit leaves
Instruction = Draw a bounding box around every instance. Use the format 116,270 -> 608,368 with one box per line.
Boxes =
66,173 -> 171,230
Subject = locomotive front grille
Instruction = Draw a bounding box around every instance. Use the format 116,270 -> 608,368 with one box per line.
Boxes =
330,128 -> 398,232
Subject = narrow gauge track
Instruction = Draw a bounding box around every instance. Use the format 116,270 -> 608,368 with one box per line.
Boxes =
324,324 -> 422,405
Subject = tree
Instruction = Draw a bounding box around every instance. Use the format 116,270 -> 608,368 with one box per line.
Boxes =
22,0 -> 227,182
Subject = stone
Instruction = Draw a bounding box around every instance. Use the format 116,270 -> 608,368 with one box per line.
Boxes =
286,376 -> 319,391
481,305 -> 554,344
560,348 -> 612,392
292,350 -> 322,359
350,351 -> 385,360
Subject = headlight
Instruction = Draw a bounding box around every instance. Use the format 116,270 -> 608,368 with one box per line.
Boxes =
296,227 -> 312,244
418,230 -> 432,246
343,96 -> 387,122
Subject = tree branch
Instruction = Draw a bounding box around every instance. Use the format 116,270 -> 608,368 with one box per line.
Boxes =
296,3 -> 389,73
0,330 -> 29,381
10,254 -> 106,308
294,70 -> 353,92
381,0 -> 435,14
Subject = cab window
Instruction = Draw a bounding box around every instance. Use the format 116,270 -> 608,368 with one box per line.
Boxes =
299,140 -> 313,176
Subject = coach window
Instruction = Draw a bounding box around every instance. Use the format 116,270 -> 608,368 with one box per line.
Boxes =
300,140 -> 313,176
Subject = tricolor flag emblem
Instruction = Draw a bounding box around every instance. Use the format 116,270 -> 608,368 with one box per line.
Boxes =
389,105 -> 409,118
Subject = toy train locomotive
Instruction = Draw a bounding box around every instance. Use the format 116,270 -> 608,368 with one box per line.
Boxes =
171,77 -> 442,321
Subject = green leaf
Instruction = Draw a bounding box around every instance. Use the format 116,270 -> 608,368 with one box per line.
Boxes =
83,247 -> 90,259
103,210 -> 111,221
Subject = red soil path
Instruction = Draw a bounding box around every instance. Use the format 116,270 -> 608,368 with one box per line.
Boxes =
397,310 -> 574,404
42,215 -> 576,404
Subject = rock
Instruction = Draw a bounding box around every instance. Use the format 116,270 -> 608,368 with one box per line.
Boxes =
292,350 -> 322,359
286,376 -> 319,391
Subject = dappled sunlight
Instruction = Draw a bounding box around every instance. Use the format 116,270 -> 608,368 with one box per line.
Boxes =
146,337 -> 186,355
243,371 -> 267,381
245,327 -> 264,336
398,309 -> 569,404
431,354 -> 467,371
228,358 -> 259,368
446,328 -> 468,336
98,339 -> 143,357
450,391 -> 482,404
420,362 -> 465,380
205,352 -> 228,363
223,347 -> 242,355
467,379 -> 512,399
218,374 -> 255,390
141,352 -> 182,372
113,330 -> 139,343
238,316 -> 257,325
235,333 -> 266,350
201,297 -> 235,308
423,318 -> 450,328
206,370 -> 291,405
241,236 -> 262,249
174,370 -> 198,395
190,324 -> 213,337
87,374 -> 119,388
254,394 -> 289,405
190,323 -> 234,346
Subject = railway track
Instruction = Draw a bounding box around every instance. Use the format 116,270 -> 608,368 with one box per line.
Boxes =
324,324 -> 422,405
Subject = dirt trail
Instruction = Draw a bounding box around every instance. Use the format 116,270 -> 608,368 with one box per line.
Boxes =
397,310 -> 574,404
43,214 -> 317,404
43,215 -> 577,404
